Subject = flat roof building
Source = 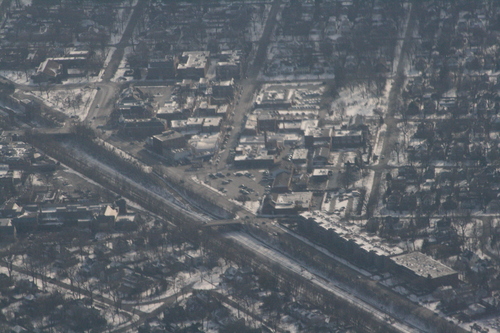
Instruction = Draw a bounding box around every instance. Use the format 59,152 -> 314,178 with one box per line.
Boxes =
390,251 -> 459,289
149,130 -> 186,154
177,51 -> 210,80
202,117 -> 222,133
332,129 -> 364,148
297,212 -> 404,270
291,148 -> 308,164
233,145 -> 276,168
272,192 -> 313,215
255,86 -> 293,109
216,50 -> 241,80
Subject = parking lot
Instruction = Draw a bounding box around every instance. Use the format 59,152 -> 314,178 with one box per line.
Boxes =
197,169 -> 271,203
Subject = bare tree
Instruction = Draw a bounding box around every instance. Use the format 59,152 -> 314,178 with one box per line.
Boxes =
37,81 -> 54,99
338,162 -> 358,190
452,211 -> 472,251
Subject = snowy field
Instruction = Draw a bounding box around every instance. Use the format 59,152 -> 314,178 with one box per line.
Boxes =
26,86 -> 96,120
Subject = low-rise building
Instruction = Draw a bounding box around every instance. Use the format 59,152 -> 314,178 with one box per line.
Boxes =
257,111 -> 279,132
243,115 -> 258,135
94,205 -> 118,230
0,201 -> 23,218
32,59 -> 63,83
255,87 -> 293,109
272,171 -> 293,193
312,168 -> 330,180
149,130 -> 186,155
11,212 -> 38,233
233,145 -> 276,168
390,251 -> 459,290
305,128 -> 333,148
146,54 -> 176,80
186,117 -> 205,133
189,133 -> 220,159
211,79 -> 235,100
119,118 -> 166,136
291,148 -> 308,164
164,148 -> 192,162
271,192 -> 313,215
331,129 -> 364,148
216,105 -> 229,119
216,50 -> 241,80
156,101 -> 189,123
312,147 -> 330,167
202,117 -> 222,133
0,218 -> 15,237
177,51 -> 210,80
194,101 -> 217,117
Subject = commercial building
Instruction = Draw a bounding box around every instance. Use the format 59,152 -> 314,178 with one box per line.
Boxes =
312,147 -> 330,167
305,128 -> 333,148
331,129 -> 364,148
202,117 -> 222,133
272,171 -> 293,193
149,130 -> 186,154
146,55 -> 176,80
254,87 -> 293,109
233,145 -> 276,168
189,133 -> 220,159
118,118 -> 167,136
271,192 -> 313,215
390,252 -> 459,290
211,79 -> 235,100
291,148 -> 308,164
156,101 -> 189,123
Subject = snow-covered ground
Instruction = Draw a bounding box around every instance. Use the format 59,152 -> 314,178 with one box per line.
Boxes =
243,200 -> 261,214
109,6 -> 134,45
61,141 -> 205,220
245,4 -> 272,42
331,84 -> 387,118
111,46 -> 134,82
26,86 -> 96,120
226,231 -> 425,333
95,138 -> 152,173
259,72 -> 336,82
0,70 -> 34,85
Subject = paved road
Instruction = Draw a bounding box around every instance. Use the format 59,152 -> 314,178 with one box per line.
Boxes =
218,0 -> 282,169
365,3 -> 417,218
85,0 -> 147,127
2,0 -> 145,131
85,83 -> 118,128
111,283 -> 194,333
